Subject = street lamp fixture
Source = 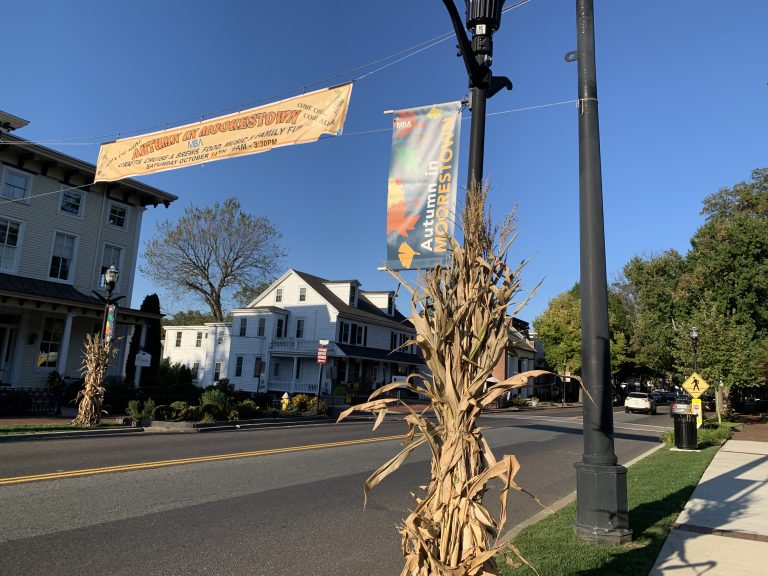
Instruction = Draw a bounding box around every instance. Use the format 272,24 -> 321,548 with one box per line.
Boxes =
442,0 -> 512,191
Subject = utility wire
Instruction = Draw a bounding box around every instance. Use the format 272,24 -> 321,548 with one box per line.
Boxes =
0,0 -> 533,148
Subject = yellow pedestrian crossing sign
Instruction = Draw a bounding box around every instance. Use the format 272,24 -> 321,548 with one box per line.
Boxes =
682,372 -> 709,399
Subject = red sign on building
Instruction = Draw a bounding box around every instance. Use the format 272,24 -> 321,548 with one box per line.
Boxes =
316,347 -> 328,364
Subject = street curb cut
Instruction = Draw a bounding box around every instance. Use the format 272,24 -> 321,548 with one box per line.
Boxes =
498,441 -> 667,544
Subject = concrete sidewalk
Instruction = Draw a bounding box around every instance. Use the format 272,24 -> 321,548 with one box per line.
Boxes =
650,439 -> 768,575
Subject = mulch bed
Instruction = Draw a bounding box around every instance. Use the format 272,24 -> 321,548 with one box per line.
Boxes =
731,413 -> 768,442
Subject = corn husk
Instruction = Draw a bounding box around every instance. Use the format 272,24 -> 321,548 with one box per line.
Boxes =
339,184 -> 544,575
72,333 -> 117,428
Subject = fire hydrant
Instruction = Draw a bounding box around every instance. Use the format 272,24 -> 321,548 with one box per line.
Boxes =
281,392 -> 290,411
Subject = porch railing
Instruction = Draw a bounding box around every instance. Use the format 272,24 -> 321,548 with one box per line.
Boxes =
267,379 -> 318,395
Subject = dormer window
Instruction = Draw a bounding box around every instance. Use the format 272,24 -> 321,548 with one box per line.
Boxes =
387,294 -> 394,316
349,286 -> 357,306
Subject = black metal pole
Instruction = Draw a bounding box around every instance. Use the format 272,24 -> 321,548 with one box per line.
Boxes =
693,337 -> 698,372
467,86 -> 487,192
316,362 -> 323,415
573,0 -> 631,544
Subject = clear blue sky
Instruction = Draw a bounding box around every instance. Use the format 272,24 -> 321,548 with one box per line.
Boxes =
4,1 -> 766,322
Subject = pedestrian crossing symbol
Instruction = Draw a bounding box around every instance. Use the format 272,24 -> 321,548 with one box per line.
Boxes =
682,372 -> 709,399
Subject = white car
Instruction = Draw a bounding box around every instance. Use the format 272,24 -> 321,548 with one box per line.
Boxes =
624,392 -> 657,414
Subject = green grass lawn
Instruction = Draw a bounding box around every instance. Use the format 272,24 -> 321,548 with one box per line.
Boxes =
498,428 -> 728,576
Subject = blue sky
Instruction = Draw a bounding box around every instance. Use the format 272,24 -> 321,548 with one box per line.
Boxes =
3,0 -> 766,323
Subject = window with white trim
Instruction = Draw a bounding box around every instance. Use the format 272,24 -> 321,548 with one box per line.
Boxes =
1,167 -> 31,201
295,318 -> 304,339
100,244 -> 122,288
276,317 -> 285,338
214,362 -> 221,381
299,287 -> 306,301
49,232 -> 77,281
108,202 -> 127,228
257,318 -> 265,337
239,318 -> 247,337
37,317 -> 64,368
196,332 -> 202,347
60,189 -> 84,217
0,217 -> 21,271
192,362 -> 199,381
275,288 -> 283,303
235,356 -> 243,377
175,332 -> 182,347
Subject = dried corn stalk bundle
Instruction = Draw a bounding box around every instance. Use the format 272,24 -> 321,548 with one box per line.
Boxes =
339,184 -> 544,576
72,333 -> 117,428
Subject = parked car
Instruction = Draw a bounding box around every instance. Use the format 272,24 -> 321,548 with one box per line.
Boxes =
665,392 -> 677,403
700,393 -> 716,412
625,392 -> 657,414
651,391 -> 667,405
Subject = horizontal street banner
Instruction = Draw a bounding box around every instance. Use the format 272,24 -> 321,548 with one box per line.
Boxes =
95,83 -> 353,182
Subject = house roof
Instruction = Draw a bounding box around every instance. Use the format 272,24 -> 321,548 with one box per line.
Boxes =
0,272 -> 162,324
335,343 -> 423,365
292,270 -> 412,329
0,131 -> 177,208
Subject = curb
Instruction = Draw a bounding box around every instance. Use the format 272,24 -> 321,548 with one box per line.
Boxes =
499,441 -> 667,544
0,427 -> 146,443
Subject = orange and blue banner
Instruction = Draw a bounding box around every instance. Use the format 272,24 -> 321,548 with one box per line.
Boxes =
386,102 -> 462,270
95,83 -> 353,182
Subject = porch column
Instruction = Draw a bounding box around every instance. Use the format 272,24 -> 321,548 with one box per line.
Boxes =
56,314 -> 74,376
291,356 -> 298,393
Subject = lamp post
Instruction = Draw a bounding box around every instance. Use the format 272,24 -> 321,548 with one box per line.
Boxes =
92,265 -> 124,343
442,0 -> 512,193
572,0 -> 632,544
690,326 -> 698,372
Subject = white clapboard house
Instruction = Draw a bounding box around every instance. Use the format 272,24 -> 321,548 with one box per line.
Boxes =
162,269 -> 425,397
0,110 -> 177,390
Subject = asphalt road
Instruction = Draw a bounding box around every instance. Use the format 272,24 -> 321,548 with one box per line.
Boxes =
0,407 -> 673,576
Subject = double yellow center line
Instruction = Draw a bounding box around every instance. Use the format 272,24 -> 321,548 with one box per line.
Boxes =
0,434 -> 403,486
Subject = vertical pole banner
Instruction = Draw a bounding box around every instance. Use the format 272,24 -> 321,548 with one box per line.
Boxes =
104,304 -> 117,344
386,102 -> 462,270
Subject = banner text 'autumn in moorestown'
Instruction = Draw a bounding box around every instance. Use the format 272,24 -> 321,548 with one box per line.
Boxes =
386,102 -> 461,271
95,84 -> 352,182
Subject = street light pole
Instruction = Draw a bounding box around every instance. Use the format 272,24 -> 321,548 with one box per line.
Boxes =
442,0 -> 512,194
572,0 -> 631,544
92,265 -> 123,344
690,326 -> 698,372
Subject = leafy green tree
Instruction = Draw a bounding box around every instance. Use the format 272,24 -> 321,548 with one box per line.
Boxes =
534,284 -> 634,381
142,198 -> 285,322
139,294 -> 162,381
614,250 -> 686,382
533,285 -> 582,374
162,309 -> 216,326
673,168 -> 768,391
233,281 -> 273,308
679,168 -> 768,337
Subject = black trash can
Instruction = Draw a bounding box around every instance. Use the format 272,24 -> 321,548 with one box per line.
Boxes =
673,414 -> 697,450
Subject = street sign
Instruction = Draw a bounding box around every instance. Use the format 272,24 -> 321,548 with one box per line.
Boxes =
134,351 -> 151,367
692,399 -> 703,428
682,372 -> 709,399
316,346 -> 327,364
565,371 -> 571,382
